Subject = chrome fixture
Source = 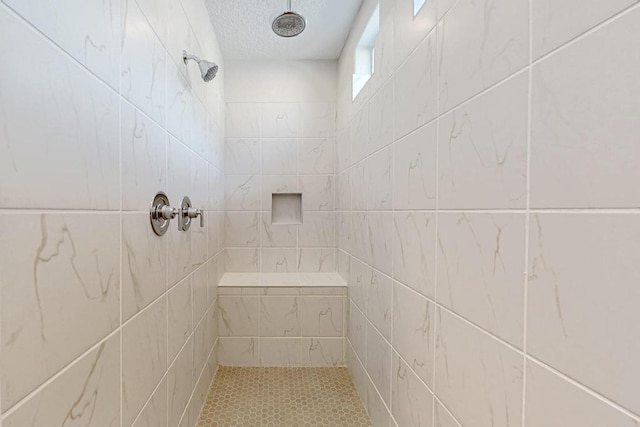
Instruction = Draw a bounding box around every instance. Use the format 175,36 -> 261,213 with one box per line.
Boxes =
182,50 -> 219,82
150,192 -> 205,235
272,0 -> 306,38
150,192 -> 177,236
178,196 -> 204,232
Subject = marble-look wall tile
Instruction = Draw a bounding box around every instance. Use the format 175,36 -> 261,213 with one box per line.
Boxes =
367,148 -> 393,210
121,102 -> 167,211
525,362 -> 640,427
298,248 -> 335,272
262,103 -> 298,138
434,401 -> 462,427
365,377 -> 392,427
393,212 -> 436,299
530,9 -> 640,208
262,213 -> 298,248
393,0 -> 438,68
261,175 -> 299,212
368,212 -> 393,277
437,213 -> 526,347
262,139 -> 298,175
299,212 -> 334,248
368,79 -> 394,154
193,313 -> 210,382
438,0 -> 529,111
366,324 -> 391,405
302,338 -> 344,366
366,270 -> 392,342
219,338 -> 260,366
435,309 -> 523,427
122,297 -> 167,426
122,0 -> 166,126
218,296 -> 260,337
391,352 -> 434,427
122,213 -> 168,321
394,32 -> 437,139
0,11 -> 120,210
393,122 -> 437,210
225,139 -> 261,175
4,0 -> 122,90
260,297 -> 300,337
3,335 -> 120,427
192,265 -> 209,324
350,103 -> 370,165
135,0 -> 168,43
337,127 -> 352,172
347,342 -> 369,405
224,248 -> 261,273
532,0 -> 638,58
351,162 -> 368,211
132,377 -> 168,427
298,138 -> 335,174
168,337 -> 194,427
299,175 -> 334,211
351,212 -> 371,264
336,170 -> 352,212
260,338 -> 302,367
300,297 -> 344,337
224,212 -> 261,247
261,248 -> 297,272
226,103 -> 261,138
166,62 -> 195,145
168,277 -> 193,363
349,258 -> 369,312
392,282 -> 434,387
0,214 -> 120,410
438,73 -> 528,209
299,103 -> 336,138
225,175 -> 261,211
527,213 -> 640,414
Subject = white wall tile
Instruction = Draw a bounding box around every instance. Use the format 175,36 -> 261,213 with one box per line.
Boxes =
530,9 -> 640,208
439,0 -> 529,111
528,213 -> 640,414
391,352 -> 434,427
435,309 -> 523,427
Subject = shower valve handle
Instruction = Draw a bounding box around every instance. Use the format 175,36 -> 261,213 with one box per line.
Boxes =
178,196 -> 204,231
185,207 -> 204,228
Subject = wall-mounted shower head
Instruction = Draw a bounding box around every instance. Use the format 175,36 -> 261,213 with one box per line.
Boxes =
182,50 -> 219,82
272,0 -> 306,37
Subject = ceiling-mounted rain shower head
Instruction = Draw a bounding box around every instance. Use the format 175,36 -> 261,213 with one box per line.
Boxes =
272,0 -> 306,37
183,50 -> 219,82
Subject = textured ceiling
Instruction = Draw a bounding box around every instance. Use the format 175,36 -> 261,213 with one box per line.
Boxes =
205,0 -> 363,60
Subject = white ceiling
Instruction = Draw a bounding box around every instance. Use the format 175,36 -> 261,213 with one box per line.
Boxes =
205,0 -> 364,60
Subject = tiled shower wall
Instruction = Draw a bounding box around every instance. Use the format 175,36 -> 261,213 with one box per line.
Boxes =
0,0 -> 225,425
337,0 -> 640,426
223,60 -> 338,273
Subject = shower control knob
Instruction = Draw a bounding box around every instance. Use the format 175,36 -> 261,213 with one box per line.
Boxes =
185,207 -> 204,228
150,192 -> 176,236
178,196 -> 204,231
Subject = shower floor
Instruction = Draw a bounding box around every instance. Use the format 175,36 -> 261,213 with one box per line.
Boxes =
197,366 -> 372,427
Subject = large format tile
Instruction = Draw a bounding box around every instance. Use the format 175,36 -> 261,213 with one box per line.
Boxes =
435,309 -> 523,427
168,336 -> 194,427
122,297 -> 167,427
122,213 -> 168,321
393,122 -> 437,210
0,10 -> 119,210
438,73 -> 528,209
437,213 -> 526,347
391,352 -> 434,427
0,214 -> 120,410
4,0 -> 122,90
300,297 -> 344,337
394,32 -> 437,139
366,324 -> 391,406
439,0 -> 529,111
3,335 -> 120,427
121,0 -> 166,126
527,213 -> 640,414
392,282 -> 434,386
168,277 -> 192,363
532,0 -> 639,58
260,297 -> 300,337
530,9 -> 640,208
393,212 -> 436,299
218,296 -> 260,337
525,361 -> 639,427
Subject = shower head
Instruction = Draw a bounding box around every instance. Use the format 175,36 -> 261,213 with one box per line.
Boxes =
182,51 -> 219,82
272,0 -> 306,37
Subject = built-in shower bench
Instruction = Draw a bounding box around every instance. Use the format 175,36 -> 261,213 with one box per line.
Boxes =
216,273 -> 347,367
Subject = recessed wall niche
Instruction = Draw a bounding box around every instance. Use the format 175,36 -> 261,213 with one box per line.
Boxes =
272,193 -> 303,224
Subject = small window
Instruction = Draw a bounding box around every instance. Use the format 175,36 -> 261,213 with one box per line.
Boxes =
352,4 -> 380,100
414,0 -> 426,16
